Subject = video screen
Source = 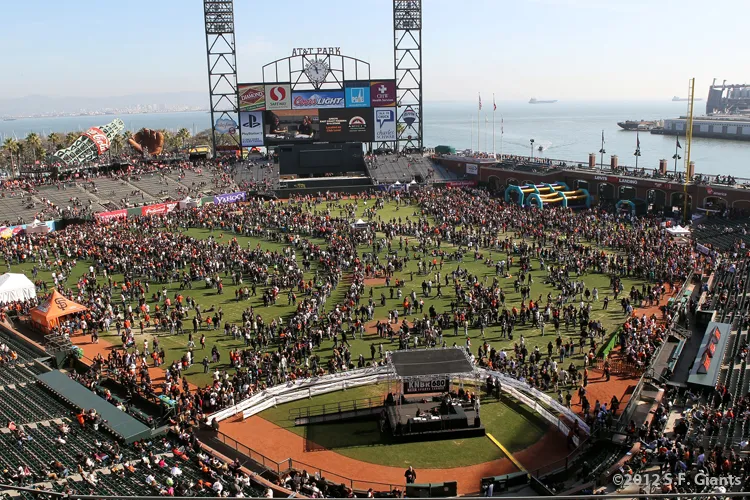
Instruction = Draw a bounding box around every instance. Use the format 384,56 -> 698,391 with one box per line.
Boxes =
264,110 -> 319,145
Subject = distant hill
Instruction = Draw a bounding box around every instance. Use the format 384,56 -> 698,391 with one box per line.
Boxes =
0,92 -> 208,115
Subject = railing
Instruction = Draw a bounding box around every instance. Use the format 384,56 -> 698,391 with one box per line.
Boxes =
288,396 -> 385,420
211,430 -> 403,493
530,436 -> 590,478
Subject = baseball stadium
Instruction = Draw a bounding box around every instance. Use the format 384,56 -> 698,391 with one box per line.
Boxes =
0,1 -> 746,499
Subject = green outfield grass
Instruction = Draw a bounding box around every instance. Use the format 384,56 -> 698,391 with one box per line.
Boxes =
13,199 -> 644,388
257,384 -> 547,469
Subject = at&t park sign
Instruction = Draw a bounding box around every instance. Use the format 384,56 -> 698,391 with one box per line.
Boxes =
291,46 -> 341,56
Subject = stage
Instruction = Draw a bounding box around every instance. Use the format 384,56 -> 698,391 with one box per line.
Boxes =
384,396 -> 486,442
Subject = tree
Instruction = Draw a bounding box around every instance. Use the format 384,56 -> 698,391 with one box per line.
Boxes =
47,132 -> 62,153
1,138 -> 19,175
110,133 -> 125,155
24,133 -> 43,162
64,132 -> 79,147
177,128 -> 191,149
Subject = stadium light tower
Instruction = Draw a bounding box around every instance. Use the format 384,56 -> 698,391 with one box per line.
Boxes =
203,0 -> 240,155
394,0 -> 423,153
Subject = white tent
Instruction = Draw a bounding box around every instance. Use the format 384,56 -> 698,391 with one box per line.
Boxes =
178,197 -> 201,210
351,218 -> 369,230
25,219 -> 50,234
0,273 -> 36,304
666,225 -> 691,237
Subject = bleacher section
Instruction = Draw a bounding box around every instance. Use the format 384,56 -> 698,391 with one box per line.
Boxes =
367,154 -> 451,184
692,218 -> 750,250
686,258 -> 750,450
0,334 -> 266,499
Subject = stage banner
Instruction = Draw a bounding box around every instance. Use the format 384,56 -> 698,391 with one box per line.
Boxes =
403,377 -> 450,395
95,209 -> 127,221
214,191 -> 247,204
141,202 -> 178,216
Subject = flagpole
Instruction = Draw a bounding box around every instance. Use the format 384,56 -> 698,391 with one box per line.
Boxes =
635,131 -> 640,169
470,115 -> 473,153
478,92 -> 481,153
673,135 -> 679,174
599,130 -> 606,171
492,96 -> 496,158
484,113 -> 488,158
500,117 -> 504,158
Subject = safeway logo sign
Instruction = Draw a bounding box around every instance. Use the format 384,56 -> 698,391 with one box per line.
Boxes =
266,84 -> 291,110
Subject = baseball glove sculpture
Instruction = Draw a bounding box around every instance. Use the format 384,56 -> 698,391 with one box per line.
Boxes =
128,128 -> 165,155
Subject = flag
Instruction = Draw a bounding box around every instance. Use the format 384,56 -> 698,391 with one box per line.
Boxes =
493,94 -> 497,112
637,132 -> 641,149
601,130 -> 605,144
478,93 -> 482,111
501,117 -> 504,134
676,137 -> 682,149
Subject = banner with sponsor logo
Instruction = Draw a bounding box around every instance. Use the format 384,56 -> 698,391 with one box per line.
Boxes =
240,111 -> 264,147
215,116 -> 237,135
238,83 -> 266,111
214,191 -> 247,204
319,108 -> 373,142
83,127 -> 111,155
292,90 -> 345,109
466,164 -> 479,175
370,80 -> 397,107
446,180 -> 478,188
95,209 -> 127,221
141,202 -> 178,217
373,107 -> 397,141
344,84 -> 370,108
265,84 -> 291,110
403,377 -> 450,395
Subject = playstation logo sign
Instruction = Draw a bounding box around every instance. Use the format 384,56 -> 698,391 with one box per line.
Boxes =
243,114 -> 260,128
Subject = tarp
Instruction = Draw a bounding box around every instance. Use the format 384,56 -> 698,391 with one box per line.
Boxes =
0,273 -> 36,303
36,371 -> 151,443
30,290 -> 88,332
351,218 -> 369,229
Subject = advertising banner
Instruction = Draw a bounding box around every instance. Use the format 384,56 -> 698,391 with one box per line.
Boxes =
370,80 -> 397,107
95,209 -> 127,221
214,191 -> 247,204
264,110 -> 319,144
345,86 -> 370,108
373,107 -> 397,141
240,111 -> 264,147
292,90 -> 345,109
466,164 -> 479,175
319,108 -> 374,142
446,180 -> 478,188
265,84 -> 292,110
83,127 -> 111,155
141,202 -> 178,217
238,83 -> 266,111
403,378 -> 450,395
215,116 -> 237,135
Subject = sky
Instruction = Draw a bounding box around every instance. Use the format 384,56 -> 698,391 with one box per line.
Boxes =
1,0 -> 748,101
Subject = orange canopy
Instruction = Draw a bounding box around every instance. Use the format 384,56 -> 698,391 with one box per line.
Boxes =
30,290 -> 88,332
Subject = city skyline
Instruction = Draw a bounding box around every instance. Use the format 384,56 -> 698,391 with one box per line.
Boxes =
1,0 -> 747,102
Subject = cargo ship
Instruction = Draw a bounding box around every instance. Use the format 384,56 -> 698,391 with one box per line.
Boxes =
529,98 -> 557,104
617,120 -> 661,131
